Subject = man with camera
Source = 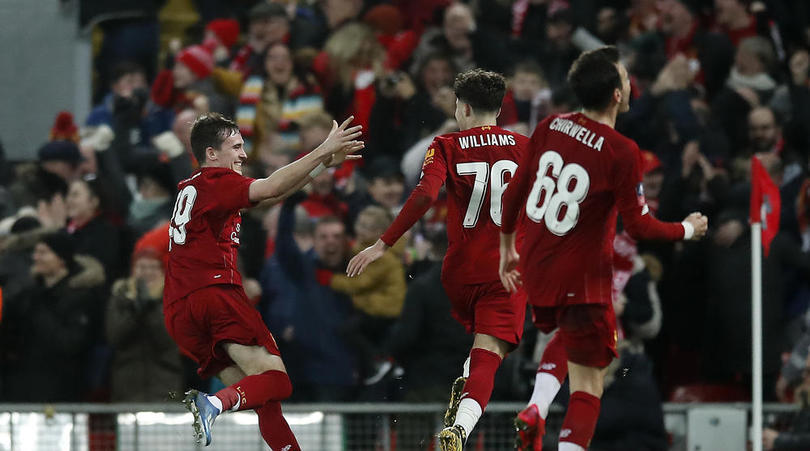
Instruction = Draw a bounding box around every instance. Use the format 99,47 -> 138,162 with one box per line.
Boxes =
86,61 -> 150,141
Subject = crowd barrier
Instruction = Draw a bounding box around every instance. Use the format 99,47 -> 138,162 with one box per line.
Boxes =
0,402 -> 797,450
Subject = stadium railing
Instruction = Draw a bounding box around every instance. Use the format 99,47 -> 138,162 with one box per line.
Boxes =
0,402 -> 798,450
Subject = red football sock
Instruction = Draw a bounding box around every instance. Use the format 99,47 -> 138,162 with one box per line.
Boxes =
559,391 -> 601,448
538,333 -> 568,382
462,348 -> 503,408
256,401 -> 301,451
214,370 -> 292,411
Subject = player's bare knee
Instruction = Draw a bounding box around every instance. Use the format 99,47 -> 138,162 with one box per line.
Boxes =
472,334 -> 510,358
218,365 -> 247,386
569,378 -> 604,398
224,343 -> 287,375
244,352 -> 286,375
567,361 -> 606,398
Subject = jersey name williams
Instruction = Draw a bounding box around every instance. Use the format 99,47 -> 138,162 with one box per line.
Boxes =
548,117 -> 605,151
458,134 -> 517,149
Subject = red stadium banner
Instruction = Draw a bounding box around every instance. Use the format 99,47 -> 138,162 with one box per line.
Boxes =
750,156 -> 781,256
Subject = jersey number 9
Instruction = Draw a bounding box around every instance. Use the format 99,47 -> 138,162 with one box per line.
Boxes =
169,185 -> 198,248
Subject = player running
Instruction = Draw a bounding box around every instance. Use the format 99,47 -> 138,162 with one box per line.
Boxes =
163,113 -> 362,449
499,46 -> 708,451
347,68 -> 528,451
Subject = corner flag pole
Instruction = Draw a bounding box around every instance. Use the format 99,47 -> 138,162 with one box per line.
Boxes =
751,221 -> 763,451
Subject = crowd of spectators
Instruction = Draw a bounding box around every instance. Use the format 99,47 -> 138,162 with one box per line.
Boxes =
4,0 -> 810,446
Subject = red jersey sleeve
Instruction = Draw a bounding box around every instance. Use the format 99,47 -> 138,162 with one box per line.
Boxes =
501,120 -> 546,234
380,140 -> 448,246
207,169 -> 256,213
612,142 -> 684,241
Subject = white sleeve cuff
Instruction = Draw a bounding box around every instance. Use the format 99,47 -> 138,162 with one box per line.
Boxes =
309,163 -> 326,179
681,221 -> 694,240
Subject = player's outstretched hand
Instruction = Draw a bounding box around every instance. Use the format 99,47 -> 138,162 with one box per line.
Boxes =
321,116 -> 363,161
499,233 -> 522,293
326,139 -> 365,168
346,239 -> 389,277
683,212 -> 708,240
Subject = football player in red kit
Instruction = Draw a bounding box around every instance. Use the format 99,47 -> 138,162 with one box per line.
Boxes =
163,113 -> 362,448
347,69 -> 529,451
499,46 -> 708,451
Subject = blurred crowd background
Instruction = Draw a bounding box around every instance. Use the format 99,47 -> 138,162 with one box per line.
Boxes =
3,0 -> 810,448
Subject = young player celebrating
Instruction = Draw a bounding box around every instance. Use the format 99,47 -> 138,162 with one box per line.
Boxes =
499,46 -> 708,451
163,113 -> 362,449
347,69 -> 529,451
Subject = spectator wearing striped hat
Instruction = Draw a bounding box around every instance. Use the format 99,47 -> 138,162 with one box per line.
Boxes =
236,42 -> 324,157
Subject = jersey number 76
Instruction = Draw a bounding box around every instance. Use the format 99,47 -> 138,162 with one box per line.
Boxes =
456,160 -> 517,228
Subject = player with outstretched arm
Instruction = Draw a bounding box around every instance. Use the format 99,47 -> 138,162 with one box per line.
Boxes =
499,46 -> 708,451
347,69 -> 529,451
164,113 -> 362,449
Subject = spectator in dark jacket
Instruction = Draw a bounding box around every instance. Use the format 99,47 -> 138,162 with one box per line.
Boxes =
772,49 -> 810,163
378,225 -> 469,449
412,2 -> 513,75
589,348 -> 669,451
106,239 -> 182,402
84,60 -> 167,166
699,213 -> 810,399
260,193 -> 356,401
765,353 -> 810,450
65,177 -> 123,282
382,243 -> 469,401
0,216 -> 42,303
1,232 -> 105,401
86,61 -> 148,130
532,6 -> 585,90
368,52 -> 457,162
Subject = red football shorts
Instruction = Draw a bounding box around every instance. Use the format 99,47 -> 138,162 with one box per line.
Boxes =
164,284 -> 280,378
442,279 -> 527,346
532,303 -> 617,368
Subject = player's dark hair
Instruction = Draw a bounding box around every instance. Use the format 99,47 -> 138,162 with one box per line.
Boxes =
190,113 -> 240,165
452,69 -> 506,113
567,46 -> 622,111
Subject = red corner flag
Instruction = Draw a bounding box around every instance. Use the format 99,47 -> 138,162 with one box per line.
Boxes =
750,156 -> 781,256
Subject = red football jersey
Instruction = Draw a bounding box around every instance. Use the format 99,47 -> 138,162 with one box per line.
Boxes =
501,113 -> 684,307
381,125 -> 528,284
164,167 -> 255,305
